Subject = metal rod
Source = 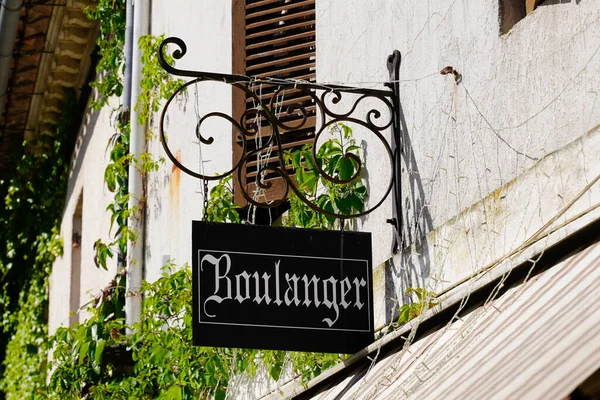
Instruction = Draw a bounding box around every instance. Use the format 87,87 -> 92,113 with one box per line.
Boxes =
386,50 -> 402,253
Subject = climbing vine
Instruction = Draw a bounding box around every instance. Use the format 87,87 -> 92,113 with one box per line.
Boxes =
83,0 -> 126,111
0,90 -> 76,398
1,0 -> 371,397
95,33 -> 181,270
397,287 -> 439,325
284,122 -> 367,229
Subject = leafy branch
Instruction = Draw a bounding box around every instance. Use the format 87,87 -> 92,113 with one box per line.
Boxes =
284,122 -> 367,229
397,287 -> 439,325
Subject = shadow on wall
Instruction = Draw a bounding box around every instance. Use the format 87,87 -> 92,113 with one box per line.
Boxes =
65,109 -> 100,212
540,0 -> 583,5
384,102 -> 434,325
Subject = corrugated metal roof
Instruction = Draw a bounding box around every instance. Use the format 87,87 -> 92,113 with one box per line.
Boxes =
304,240 -> 600,400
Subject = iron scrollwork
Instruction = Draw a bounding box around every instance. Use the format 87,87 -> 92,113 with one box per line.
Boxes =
157,37 -> 401,223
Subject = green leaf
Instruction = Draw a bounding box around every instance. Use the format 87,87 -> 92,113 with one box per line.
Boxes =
149,346 -> 170,364
95,339 -> 106,367
338,157 -> 354,181
303,149 -> 317,171
348,192 -> 364,213
398,306 -> 410,324
291,150 -> 302,169
166,384 -> 182,400
340,123 -> 352,139
335,197 -> 352,215
215,388 -> 226,400
345,144 -> 361,153
269,361 -> 283,381
327,155 -> 341,176
78,341 -> 89,364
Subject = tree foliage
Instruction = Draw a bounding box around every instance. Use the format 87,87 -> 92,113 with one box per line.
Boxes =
0,90 -> 76,398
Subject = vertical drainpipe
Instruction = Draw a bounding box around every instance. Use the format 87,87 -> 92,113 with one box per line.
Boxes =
122,0 -> 134,115
126,0 -> 149,331
119,0 -> 134,278
0,0 -> 24,120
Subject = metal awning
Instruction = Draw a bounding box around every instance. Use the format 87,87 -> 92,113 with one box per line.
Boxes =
290,237 -> 600,400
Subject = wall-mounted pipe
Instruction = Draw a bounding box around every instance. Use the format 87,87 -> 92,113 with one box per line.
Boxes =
0,0 -> 24,125
126,0 -> 149,332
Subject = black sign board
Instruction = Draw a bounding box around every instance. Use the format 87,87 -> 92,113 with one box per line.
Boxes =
192,221 -> 373,354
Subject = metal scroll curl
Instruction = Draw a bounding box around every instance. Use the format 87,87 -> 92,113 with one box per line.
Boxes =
158,37 -> 400,221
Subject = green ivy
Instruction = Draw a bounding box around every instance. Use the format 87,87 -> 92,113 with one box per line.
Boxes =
284,122 -> 367,229
204,176 -> 241,224
48,264 -> 249,399
46,122 -> 368,398
0,90 -> 76,398
137,34 -> 184,127
397,287 -> 439,325
47,263 -> 345,398
84,0 -> 126,110
94,33 -> 179,270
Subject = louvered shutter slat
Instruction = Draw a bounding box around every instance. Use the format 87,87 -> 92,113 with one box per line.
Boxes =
246,31 -> 315,51
246,42 -> 315,61
246,10 -> 314,30
245,0 -> 314,19
246,0 -> 282,10
246,52 -> 315,72
246,20 -> 314,40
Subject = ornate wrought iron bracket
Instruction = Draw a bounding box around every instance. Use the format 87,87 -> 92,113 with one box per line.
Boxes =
157,37 -> 402,248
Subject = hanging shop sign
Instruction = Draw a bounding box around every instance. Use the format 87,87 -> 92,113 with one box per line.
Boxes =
192,221 -> 374,354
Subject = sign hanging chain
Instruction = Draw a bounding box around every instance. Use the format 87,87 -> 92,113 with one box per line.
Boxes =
202,178 -> 209,221
194,81 -> 209,221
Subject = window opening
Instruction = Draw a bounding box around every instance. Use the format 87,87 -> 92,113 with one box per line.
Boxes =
70,193 -> 83,326
500,0 -> 544,34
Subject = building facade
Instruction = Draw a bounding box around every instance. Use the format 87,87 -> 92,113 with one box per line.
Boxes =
1,0 -> 599,398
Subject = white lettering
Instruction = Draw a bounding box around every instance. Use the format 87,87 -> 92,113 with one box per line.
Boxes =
201,254 -> 232,317
253,272 -> 272,305
301,275 -> 320,307
353,277 -> 367,310
235,271 -> 251,303
274,261 -> 283,306
284,273 -> 301,306
322,277 -> 339,327
339,278 -> 352,309
199,253 -> 369,329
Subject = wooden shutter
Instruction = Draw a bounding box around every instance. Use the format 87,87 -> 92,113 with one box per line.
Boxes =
232,0 -> 316,205
526,0 -> 543,15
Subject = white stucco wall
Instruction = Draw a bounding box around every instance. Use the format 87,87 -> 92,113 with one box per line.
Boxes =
316,0 -> 600,290
48,104 -> 119,334
143,0 -> 234,281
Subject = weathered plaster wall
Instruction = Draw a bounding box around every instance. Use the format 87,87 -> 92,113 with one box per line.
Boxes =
48,104 -> 119,334
49,0 -> 235,332
316,0 -> 600,307
144,0 -> 234,281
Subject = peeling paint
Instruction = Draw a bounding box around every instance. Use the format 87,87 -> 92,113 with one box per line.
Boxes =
169,150 -> 181,218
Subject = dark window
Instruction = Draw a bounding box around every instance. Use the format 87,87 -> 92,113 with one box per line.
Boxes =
70,193 -> 83,326
500,0 -> 543,33
232,0 -> 316,205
